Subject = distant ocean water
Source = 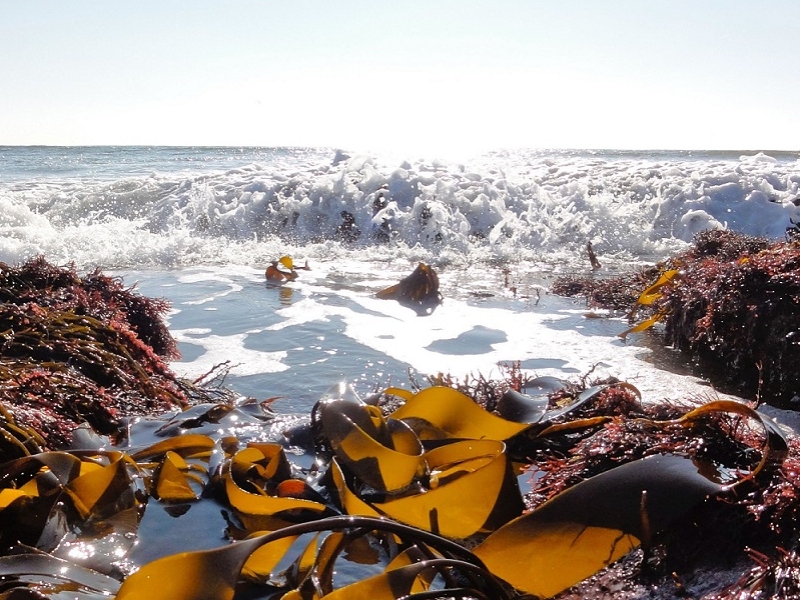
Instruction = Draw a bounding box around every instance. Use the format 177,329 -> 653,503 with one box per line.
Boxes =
2,145 -> 799,415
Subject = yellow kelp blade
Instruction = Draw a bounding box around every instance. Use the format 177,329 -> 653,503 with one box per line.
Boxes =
224,470 -> 331,534
319,400 -> 426,493
672,399 -> 788,479
473,454 -> 725,598
0,489 -> 27,509
240,533 -> 299,583
391,386 -> 529,441
382,387 -> 415,402
636,269 -> 679,306
279,255 -> 294,270
332,439 -> 523,539
0,452 -> 83,492
321,561 -> 434,600
619,310 -> 667,339
234,442 -> 293,481
155,450 -> 200,501
115,535 -> 268,600
65,456 -> 133,520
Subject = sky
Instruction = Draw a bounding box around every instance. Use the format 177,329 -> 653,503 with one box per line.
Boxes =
1,1 -> 799,153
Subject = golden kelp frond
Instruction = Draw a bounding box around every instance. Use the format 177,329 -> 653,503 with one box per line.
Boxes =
390,386 -> 529,440
222,443 -> 334,534
634,269 -> 680,307
618,268 -> 680,337
317,399 -> 426,493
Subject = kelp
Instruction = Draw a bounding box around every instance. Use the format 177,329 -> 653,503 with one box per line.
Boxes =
265,256 -> 311,282
0,360 -> 795,599
3,258 -> 800,598
376,263 -> 442,314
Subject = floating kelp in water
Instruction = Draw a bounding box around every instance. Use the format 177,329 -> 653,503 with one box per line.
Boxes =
265,255 -> 311,282
376,262 -> 442,314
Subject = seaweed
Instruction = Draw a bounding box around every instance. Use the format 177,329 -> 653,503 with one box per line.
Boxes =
553,230 -> 800,408
4,256 -> 800,597
0,258 -> 190,453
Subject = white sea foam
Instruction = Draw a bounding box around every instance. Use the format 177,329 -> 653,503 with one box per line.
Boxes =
2,147 -> 798,272
171,329 -> 289,380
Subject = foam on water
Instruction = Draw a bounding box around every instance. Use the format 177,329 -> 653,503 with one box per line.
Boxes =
126,263 -> 734,414
2,147 -> 799,273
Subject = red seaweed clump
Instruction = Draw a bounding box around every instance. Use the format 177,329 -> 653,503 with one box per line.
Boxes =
552,230 -> 800,408
658,231 -> 800,407
0,258 -> 190,454
551,268 -> 658,311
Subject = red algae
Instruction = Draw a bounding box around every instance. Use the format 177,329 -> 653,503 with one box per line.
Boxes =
0,258 -> 189,453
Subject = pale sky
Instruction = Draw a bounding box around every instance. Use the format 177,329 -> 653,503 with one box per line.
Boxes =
1,1 -> 799,153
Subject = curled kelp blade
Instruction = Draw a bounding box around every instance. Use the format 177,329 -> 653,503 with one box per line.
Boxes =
65,455 -> 138,520
0,451 -> 143,549
496,389 -> 550,424
671,399 -> 788,480
331,439 -> 523,539
474,453 -> 725,598
495,376 -> 571,424
223,446 -> 334,534
390,386 -> 529,441
318,399 -> 426,493
539,382 -> 641,424
154,450 -> 202,501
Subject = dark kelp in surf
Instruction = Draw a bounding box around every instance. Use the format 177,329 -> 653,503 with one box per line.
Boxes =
376,262 -> 442,314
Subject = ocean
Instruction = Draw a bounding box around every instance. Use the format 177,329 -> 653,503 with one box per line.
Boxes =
2,145 -> 800,415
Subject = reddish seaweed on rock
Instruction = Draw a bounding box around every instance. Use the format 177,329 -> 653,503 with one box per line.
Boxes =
0,257 -> 192,453
553,230 -> 800,408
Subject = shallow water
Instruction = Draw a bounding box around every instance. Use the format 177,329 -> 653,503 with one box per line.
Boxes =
121,260 -> 734,417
